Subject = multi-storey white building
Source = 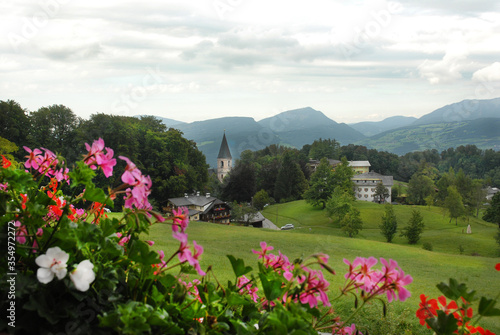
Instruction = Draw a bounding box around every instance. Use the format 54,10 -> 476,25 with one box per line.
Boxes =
352,171 -> 393,203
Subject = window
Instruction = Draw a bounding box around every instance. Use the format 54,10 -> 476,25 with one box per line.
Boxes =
364,188 -> 368,192
221,161 -> 224,168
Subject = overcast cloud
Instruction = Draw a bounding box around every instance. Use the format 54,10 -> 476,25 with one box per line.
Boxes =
1,0 -> 500,123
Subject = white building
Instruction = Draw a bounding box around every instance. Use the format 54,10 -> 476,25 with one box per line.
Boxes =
352,171 -> 393,203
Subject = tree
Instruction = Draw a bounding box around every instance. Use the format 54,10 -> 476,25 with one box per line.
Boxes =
379,204 -> 398,243
222,160 -> 256,203
483,192 -> 500,228
274,151 -> 308,202
407,173 -> 435,205
469,179 -> 487,218
0,100 -> 30,154
303,157 -> 335,209
444,186 -> 465,225
332,156 -> 355,198
231,201 -> 258,226
29,104 -> 82,162
253,189 -> 270,210
374,182 -> 390,204
400,209 -> 425,244
340,208 -> 363,238
0,136 -> 18,162
308,138 -> 340,160
326,188 -> 355,222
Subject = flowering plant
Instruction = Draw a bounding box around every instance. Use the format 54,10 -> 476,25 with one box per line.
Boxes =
0,140 -> 496,334
415,267 -> 500,335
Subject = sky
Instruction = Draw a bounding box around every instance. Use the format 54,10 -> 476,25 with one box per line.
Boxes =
1,0 -> 500,124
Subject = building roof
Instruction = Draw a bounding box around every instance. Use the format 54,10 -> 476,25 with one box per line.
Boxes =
349,161 -> 371,167
352,171 -> 393,186
169,194 -> 217,207
217,132 -> 232,159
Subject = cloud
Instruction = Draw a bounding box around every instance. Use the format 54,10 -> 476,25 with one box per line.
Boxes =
472,62 -> 500,82
418,43 -> 469,84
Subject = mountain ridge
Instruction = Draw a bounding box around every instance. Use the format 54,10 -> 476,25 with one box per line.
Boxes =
144,97 -> 500,165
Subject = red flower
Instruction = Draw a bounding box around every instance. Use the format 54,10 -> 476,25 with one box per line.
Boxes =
416,294 -> 438,327
495,263 -> 500,271
1,155 -> 11,168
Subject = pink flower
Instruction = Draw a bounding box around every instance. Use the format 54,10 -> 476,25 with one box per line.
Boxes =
14,221 -> 27,244
384,268 -> 412,302
252,241 -> 274,259
0,183 -> 8,192
84,138 -> 116,178
172,207 -> 189,233
173,232 -> 206,276
299,269 -> 331,308
237,275 -> 259,302
145,240 -> 155,246
119,156 -> 141,184
23,146 -> 42,170
119,156 -> 153,210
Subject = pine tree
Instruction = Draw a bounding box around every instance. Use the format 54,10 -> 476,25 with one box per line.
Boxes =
379,204 -> 398,242
400,209 -> 425,244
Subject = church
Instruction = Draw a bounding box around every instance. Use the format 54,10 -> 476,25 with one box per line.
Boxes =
217,132 -> 232,182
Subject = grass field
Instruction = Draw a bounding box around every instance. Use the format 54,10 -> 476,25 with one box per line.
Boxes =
143,200 -> 500,334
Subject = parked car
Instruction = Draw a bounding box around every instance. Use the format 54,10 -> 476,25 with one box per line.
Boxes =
281,223 -> 294,230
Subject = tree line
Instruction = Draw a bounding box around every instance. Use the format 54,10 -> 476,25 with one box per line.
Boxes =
0,100 -> 208,209
2,99 -> 499,216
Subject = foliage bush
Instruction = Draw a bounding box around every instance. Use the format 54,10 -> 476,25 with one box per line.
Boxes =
422,242 -> 433,251
0,142 -> 499,335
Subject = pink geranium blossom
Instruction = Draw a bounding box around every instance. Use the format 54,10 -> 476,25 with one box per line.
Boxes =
23,146 -> 42,170
83,138 -> 116,178
14,221 -> 27,244
172,207 -> 189,233
118,156 -> 153,210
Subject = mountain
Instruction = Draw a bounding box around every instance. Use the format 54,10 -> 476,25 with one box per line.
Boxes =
174,117 -> 280,167
135,115 -> 185,127
360,118 -> 500,155
349,116 -> 417,137
412,98 -> 500,125
258,107 -> 365,148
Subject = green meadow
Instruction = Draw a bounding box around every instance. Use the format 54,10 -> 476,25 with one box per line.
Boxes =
144,201 -> 500,334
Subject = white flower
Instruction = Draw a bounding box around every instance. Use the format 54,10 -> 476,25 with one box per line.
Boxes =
69,260 -> 95,292
35,247 -> 69,284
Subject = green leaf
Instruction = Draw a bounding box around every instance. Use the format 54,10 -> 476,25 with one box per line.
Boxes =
227,292 -> 252,307
227,255 -> 253,278
426,310 -> 458,334
259,273 -> 283,301
436,278 -> 476,302
478,296 -> 500,316
83,186 -> 113,207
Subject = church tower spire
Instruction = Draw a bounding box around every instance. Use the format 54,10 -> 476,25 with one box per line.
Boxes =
217,131 -> 232,182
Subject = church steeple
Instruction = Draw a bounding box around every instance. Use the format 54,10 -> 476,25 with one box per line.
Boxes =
217,132 -> 232,182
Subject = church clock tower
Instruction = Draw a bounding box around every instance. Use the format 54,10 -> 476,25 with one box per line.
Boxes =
217,132 -> 232,182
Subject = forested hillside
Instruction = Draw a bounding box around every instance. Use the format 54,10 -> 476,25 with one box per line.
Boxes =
0,100 -> 209,209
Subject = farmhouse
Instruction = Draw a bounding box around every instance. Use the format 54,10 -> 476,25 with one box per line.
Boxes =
352,171 -> 393,203
348,161 -> 371,174
167,192 -> 231,224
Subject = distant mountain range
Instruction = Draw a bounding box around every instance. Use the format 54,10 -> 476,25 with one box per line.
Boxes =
140,98 -> 500,166
348,116 -> 417,137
